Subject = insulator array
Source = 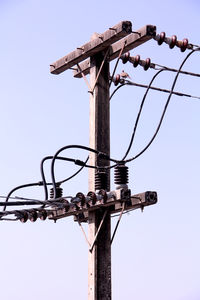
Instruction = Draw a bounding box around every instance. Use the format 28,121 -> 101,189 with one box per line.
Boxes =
114,164 -> 129,186
16,208 -> 48,223
113,53 -> 154,86
50,186 -> 63,199
153,32 -> 193,52
120,52 -> 152,70
95,169 -> 109,191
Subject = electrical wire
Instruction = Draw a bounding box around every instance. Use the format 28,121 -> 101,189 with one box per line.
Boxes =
124,80 -> 200,100
58,156 -> 89,185
3,155 -> 90,211
153,63 -> 200,78
41,155 -> 89,200
50,144 -> 120,199
122,69 -> 165,161
109,83 -> 126,101
124,48 -> 200,164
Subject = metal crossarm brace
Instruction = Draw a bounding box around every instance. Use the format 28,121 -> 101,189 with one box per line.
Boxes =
50,21 -> 132,75
73,24 -> 156,78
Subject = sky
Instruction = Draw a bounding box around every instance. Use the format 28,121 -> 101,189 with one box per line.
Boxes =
0,0 -> 200,299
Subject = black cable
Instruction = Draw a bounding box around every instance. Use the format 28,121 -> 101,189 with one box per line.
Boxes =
109,83 -> 127,101
40,155 -> 87,200
124,48 -> 200,163
3,155 -> 90,211
3,182 -> 44,211
50,144 -> 119,199
125,80 -> 200,100
58,156 -> 89,185
41,155 -> 90,200
122,69 -> 165,160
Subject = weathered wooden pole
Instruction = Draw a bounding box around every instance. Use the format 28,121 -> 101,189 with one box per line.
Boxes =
88,46 -> 111,300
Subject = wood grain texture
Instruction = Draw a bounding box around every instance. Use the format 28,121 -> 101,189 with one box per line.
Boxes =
73,25 -> 156,78
50,21 -> 132,75
88,49 -> 111,300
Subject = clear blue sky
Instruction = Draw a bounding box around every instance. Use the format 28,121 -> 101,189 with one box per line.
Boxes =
1,0 -> 200,299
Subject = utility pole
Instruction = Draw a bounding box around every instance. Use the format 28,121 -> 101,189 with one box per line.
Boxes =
49,21 -> 158,300
88,47 -> 111,299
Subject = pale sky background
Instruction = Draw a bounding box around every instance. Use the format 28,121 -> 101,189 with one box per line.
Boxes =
1,0 -> 200,299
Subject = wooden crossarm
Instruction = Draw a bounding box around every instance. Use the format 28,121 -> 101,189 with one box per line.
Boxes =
73,24 -> 156,78
50,20 -> 132,75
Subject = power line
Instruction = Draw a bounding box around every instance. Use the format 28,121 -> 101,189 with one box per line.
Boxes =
124,47 -> 200,164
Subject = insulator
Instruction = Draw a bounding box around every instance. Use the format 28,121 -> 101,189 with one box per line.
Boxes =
76,192 -> 86,206
114,164 -> 129,185
98,189 -> 107,203
28,210 -> 38,222
113,74 -> 121,86
169,35 -> 177,49
50,186 -> 63,199
71,197 -> 80,210
18,211 -> 28,223
181,38 -> 188,52
133,55 -> 140,67
95,170 -> 109,191
87,191 -> 97,205
38,209 -> 47,221
62,200 -> 70,211
121,51 -> 130,64
143,58 -> 151,71
157,32 -> 166,45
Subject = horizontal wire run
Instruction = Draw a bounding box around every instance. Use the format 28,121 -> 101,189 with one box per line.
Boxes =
125,80 -> 200,100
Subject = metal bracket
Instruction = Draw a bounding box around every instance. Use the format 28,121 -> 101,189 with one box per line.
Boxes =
89,210 -> 108,253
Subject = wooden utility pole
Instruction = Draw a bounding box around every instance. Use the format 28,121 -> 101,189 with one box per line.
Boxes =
49,21 -> 158,300
88,48 -> 111,299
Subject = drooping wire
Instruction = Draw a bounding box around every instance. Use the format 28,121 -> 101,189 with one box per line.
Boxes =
122,69 -> 165,161
124,48 -> 200,164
